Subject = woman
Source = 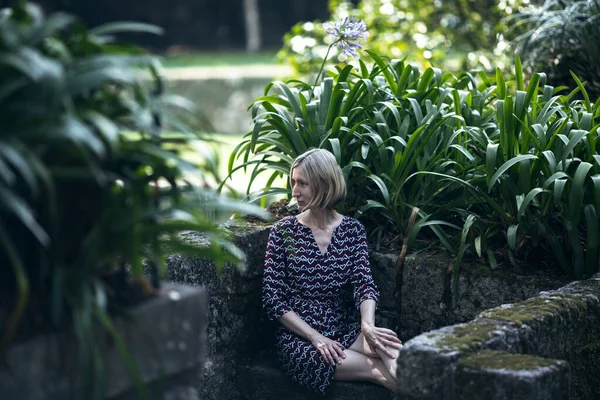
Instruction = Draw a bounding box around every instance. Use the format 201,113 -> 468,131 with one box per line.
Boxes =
262,148 -> 402,394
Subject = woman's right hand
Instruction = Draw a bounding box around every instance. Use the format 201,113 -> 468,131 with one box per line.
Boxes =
311,334 -> 346,365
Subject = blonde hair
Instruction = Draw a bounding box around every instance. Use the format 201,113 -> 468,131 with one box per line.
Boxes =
290,149 -> 346,210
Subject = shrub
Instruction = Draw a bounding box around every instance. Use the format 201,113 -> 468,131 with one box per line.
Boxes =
0,2 -> 262,397
509,0 -> 600,100
226,46 -> 600,287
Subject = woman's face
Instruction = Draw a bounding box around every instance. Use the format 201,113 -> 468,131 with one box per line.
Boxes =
291,165 -> 312,211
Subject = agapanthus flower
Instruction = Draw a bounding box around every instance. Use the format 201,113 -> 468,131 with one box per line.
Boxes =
324,17 -> 369,58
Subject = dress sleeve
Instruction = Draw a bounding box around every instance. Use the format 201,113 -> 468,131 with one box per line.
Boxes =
262,224 -> 293,320
350,221 -> 380,309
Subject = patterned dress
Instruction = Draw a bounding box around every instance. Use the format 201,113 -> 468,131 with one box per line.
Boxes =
262,215 -> 380,394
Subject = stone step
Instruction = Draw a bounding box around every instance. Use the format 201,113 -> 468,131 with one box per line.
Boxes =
237,363 -> 394,400
455,350 -> 569,400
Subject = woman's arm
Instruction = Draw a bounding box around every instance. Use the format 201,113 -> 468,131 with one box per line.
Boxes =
278,311 -> 320,342
262,226 -> 293,320
351,223 -> 403,357
359,299 -> 402,358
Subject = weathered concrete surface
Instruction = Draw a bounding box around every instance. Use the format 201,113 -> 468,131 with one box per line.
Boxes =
165,220 -> 273,399
396,274 -> 600,400
0,284 -> 207,400
399,252 -> 569,341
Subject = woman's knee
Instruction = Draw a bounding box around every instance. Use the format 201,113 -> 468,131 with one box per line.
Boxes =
376,346 -> 399,377
333,350 -> 391,386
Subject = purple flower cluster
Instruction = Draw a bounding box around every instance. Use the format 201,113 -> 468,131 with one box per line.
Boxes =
324,17 -> 369,58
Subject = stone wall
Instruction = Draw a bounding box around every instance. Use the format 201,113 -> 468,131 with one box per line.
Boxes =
0,284 -> 207,400
398,251 -> 569,340
396,275 -> 600,400
164,220 -> 574,399
165,221 -> 273,399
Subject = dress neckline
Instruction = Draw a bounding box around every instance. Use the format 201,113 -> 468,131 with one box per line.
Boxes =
295,215 -> 347,256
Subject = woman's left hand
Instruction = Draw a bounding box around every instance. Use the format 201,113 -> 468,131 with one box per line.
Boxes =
361,322 -> 403,358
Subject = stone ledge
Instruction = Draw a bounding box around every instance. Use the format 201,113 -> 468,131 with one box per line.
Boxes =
455,350 -> 570,400
0,283 -> 207,400
396,274 -> 600,400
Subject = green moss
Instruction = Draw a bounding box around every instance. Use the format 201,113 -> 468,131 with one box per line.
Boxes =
459,350 -> 561,371
437,322 -> 508,352
481,294 -> 591,327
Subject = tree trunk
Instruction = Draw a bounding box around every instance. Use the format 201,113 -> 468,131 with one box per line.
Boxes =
243,0 -> 261,52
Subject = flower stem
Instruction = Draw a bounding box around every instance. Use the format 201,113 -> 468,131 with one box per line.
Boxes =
311,41 -> 337,99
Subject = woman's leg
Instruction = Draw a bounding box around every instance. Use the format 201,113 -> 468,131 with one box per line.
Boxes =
332,349 -> 396,392
347,332 -> 399,379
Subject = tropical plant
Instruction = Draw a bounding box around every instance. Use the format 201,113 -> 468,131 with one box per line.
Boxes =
413,59 -> 600,296
225,32 -> 600,290
0,2 -> 263,398
509,0 -> 600,99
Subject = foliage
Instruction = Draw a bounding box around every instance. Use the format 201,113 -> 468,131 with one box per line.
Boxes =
225,49 -> 600,290
276,0 -> 527,79
509,0 -> 600,100
0,2 -> 262,397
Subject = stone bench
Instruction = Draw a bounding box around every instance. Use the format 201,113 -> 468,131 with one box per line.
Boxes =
238,362 -> 393,400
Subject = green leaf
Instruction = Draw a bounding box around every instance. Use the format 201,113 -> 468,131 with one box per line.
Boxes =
488,155 -> 537,192
568,161 -> 593,225
496,68 -> 506,99
0,186 -> 49,246
583,204 -> 599,277
569,71 -> 591,112
554,178 -> 568,204
90,21 -> 164,36
454,214 -> 477,303
365,50 -> 398,94
518,188 -> 546,219
561,130 -> 588,164
366,174 -> 390,206
507,224 -> 518,250
515,54 -> 524,91
486,143 -> 499,186
543,172 -> 569,189
0,222 -> 30,361
539,222 -> 570,275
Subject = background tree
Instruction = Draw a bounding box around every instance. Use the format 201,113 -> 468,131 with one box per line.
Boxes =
509,0 -> 600,99
243,0 -> 261,52
277,0 -> 528,78
0,0 -> 330,51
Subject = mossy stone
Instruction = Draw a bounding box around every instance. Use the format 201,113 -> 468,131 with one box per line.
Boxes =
437,322 -> 511,353
458,349 -> 561,371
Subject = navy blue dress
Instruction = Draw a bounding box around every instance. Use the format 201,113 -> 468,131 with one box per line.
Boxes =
262,215 -> 380,393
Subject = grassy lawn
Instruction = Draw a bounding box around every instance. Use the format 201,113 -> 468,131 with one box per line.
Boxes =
161,51 -> 278,68
180,133 -> 288,201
